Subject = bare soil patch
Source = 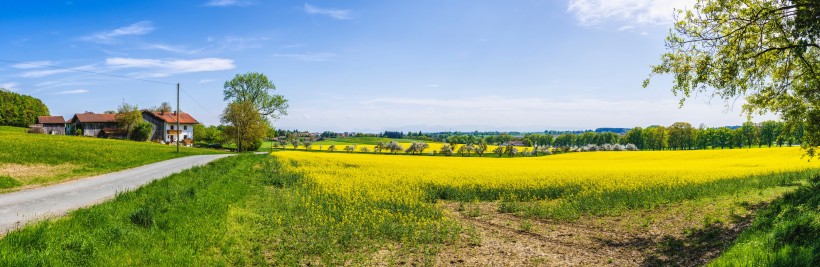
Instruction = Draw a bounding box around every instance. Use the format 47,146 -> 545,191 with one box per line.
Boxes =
433,188 -> 788,267
0,163 -> 77,183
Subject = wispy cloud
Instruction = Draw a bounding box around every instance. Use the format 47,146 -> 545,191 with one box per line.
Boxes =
53,89 -> 89,95
424,84 -> 441,87
11,61 -> 57,69
20,65 -> 95,78
142,43 -> 207,54
273,52 -> 336,62
567,0 -> 694,27
204,0 -> 251,7
82,21 -> 155,44
0,82 -> 19,91
304,3 -> 352,20
106,57 -> 235,76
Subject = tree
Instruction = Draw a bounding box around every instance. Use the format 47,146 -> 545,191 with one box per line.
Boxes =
290,138 -> 300,149
303,139 -> 313,150
0,90 -> 49,127
760,120 -> 780,147
439,144 -> 454,156
130,122 -> 153,141
668,122 -> 696,150
493,146 -> 504,157
474,143 -> 488,157
223,72 -> 288,119
221,101 -> 268,152
504,144 -> 518,157
344,145 -> 356,153
116,102 -> 142,140
646,0 -> 820,157
624,127 -> 644,150
328,144 -> 337,152
155,102 -> 173,113
740,121 -> 760,148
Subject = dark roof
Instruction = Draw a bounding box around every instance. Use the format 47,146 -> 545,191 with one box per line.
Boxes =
144,111 -> 199,124
73,113 -> 118,123
37,116 -> 66,124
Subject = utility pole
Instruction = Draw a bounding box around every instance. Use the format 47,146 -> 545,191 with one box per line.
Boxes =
176,83 -> 180,153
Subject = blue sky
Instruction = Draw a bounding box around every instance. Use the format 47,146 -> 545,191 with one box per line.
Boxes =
0,0 -> 771,132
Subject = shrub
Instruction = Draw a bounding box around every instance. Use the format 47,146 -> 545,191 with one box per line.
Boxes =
130,122 -> 153,141
27,126 -> 46,134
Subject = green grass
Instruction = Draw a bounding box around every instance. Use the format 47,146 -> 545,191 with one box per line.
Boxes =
0,126 -> 222,190
708,175 -> 820,266
0,154 -> 459,266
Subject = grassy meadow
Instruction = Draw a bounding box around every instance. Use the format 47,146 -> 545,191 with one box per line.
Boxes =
1,147 -> 817,265
0,126 -> 222,191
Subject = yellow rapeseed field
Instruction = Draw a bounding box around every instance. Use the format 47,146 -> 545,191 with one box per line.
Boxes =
273,147 -> 819,220
276,147 -> 815,199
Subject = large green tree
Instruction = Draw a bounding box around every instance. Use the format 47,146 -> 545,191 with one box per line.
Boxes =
0,90 -> 49,127
116,102 -> 142,140
645,0 -> 820,157
223,72 -> 288,119
221,101 -> 268,152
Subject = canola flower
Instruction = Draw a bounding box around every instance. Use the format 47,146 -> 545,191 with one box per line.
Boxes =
257,147 -> 820,259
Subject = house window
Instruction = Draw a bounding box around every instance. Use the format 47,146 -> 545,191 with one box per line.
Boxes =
184,125 -> 187,130
170,125 -> 174,130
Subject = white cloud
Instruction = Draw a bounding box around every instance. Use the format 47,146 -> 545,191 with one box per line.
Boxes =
304,3 -> 352,20
205,0 -> 250,7
53,89 -> 89,95
83,21 -> 154,44
425,84 -> 441,87
273,52 -> 336,62
567,0 -> 694,27
20,65 -> 95,78
105,57 -> 235,76
11,61 -> 56,69
0,82 -> 18,91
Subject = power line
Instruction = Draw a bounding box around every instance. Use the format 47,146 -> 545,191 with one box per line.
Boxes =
0,59 -> 176,85
1,58 -> 220,119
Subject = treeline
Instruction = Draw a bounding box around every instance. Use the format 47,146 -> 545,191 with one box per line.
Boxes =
395,121 -> 801,151
0,90 -> 50,127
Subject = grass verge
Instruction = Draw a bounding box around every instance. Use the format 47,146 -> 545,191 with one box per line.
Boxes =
0,126 -> 221,190
708,174 -> 820,266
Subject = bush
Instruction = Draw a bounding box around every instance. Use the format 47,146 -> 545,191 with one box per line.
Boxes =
238,138 -> 262,152
130,122 -> 153,141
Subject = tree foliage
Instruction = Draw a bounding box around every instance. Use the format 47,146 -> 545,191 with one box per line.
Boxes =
646,0 -> 820,157
220,101 -> 268,152
116,102 -> 142,140
0,90 -> 49,127
222,72 -> 288,119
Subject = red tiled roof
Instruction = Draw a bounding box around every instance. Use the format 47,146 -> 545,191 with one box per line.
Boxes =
37,116 -> 66,124
73,113 -> 118,123
145,111 -> 199,124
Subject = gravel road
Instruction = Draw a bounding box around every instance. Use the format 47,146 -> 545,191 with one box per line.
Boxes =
0,154 -> 235,234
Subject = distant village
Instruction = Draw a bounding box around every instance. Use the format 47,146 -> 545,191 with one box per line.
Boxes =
29,110 -> 199,146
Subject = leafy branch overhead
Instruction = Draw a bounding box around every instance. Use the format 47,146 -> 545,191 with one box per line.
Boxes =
645,0 -> 820,157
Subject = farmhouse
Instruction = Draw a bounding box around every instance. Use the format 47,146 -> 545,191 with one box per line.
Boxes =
67,113 -> 121,138
36,116 -> 66,135
142,111 -> 198,144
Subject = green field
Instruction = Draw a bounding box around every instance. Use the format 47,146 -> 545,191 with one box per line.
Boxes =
0,126 -> 222,191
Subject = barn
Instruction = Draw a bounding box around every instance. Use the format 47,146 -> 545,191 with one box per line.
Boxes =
36,116 -> 66,135
67,113 -> 120,137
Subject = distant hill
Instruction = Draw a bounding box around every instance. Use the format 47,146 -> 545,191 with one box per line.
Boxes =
594,128 -> 630,134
